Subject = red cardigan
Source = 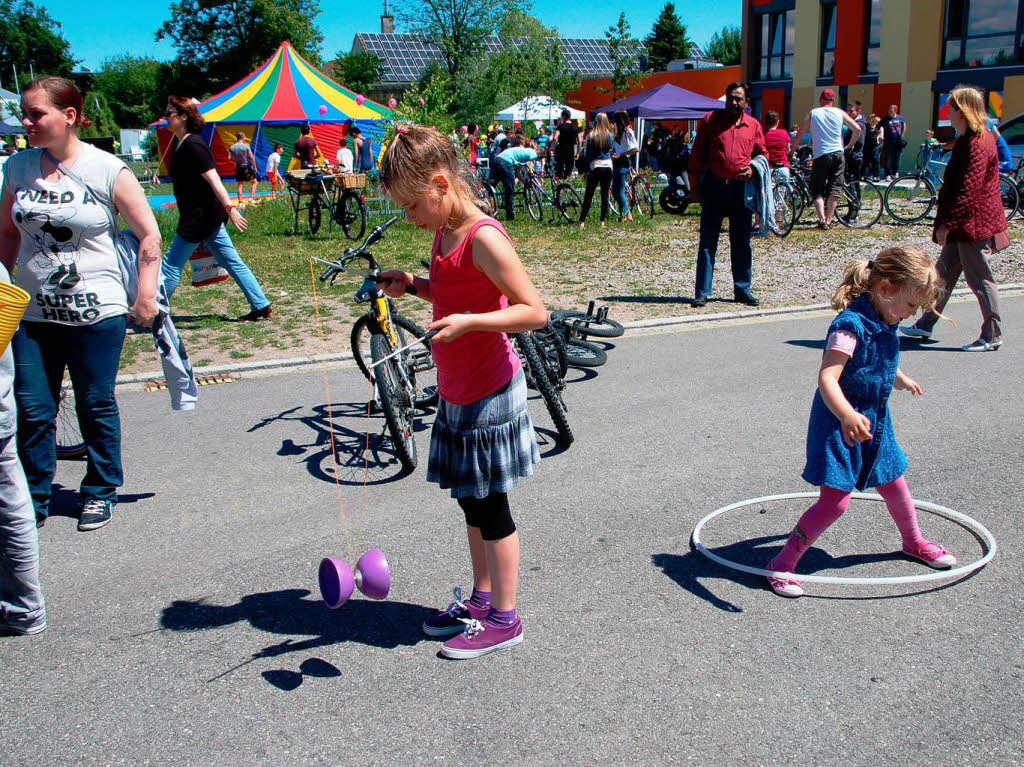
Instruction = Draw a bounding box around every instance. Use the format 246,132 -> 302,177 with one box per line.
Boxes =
935,131 -> 1007,244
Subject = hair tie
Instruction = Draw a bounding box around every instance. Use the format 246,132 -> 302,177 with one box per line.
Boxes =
867,260 -> 875,270
190,98 -> 200,106
395,125 -> 409,135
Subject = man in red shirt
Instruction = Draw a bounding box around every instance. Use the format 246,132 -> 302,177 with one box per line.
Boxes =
294,123 -> 323,169
687,82 -> 766,306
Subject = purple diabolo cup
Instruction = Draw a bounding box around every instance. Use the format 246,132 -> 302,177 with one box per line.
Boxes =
354,549 -> 392,600
318,557 -> 356,609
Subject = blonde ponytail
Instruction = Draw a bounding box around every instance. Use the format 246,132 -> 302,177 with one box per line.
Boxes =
831,259 -> 873,310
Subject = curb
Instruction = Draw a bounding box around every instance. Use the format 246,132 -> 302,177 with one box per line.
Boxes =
118,283 -> 1024,384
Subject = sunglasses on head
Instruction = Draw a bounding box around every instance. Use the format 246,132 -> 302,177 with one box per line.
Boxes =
164,109 -> 179,117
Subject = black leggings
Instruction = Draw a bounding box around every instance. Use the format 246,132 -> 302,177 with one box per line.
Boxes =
457,492 -> 516,541
579,167 -> 612,223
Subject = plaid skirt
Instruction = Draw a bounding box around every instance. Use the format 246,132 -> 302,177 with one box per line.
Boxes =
427,368 -> 540,499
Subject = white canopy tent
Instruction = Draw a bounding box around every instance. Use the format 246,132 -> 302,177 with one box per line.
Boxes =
495,96 -> 584,125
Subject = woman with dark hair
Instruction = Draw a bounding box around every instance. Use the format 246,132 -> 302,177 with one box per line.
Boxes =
160,96 -> 271,321
577,113 -> 614,228
0,76 -> 161,531
611,109 -> 638,222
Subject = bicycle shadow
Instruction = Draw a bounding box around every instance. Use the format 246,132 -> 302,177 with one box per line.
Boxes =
653,534 -> 911,612
159,588 -> 435,685
249,402 -> 433,486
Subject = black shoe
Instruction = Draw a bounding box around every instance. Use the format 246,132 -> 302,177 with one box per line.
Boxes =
734,290 -> 760,306
78,499 -> 114,531
692,295 -> 708,307
35,513 -> 46,529
238,305 -> 273,322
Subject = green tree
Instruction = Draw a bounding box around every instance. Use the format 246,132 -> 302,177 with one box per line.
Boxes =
78,90 -> 119,139
644,3 -> 691,72
394,0 -> 528,85
0,0 -> 77,89
600,13 -> 645,103
330,50 -> 383,95
94,56 -> 165,127
704,25 -> 741,66
156,0 -> 324,97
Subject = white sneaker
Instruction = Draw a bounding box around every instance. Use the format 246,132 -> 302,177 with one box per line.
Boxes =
961,338 -> 999,352
899,324 -> 932,339
767,576 -> 805,598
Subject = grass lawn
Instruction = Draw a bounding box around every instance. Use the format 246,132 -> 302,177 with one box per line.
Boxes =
123,180 -> 1024,373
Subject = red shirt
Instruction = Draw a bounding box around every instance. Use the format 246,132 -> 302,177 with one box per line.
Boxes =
687,110 -> 766,192
294,136 -> 319,167
429,218 -> 522,405
764,128 -> 790,167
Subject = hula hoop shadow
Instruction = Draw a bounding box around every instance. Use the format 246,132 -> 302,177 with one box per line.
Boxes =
690,492 -> 996,599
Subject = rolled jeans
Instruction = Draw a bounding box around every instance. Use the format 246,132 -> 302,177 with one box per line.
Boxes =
0,434 -> 44,630
613,165 -> 631,218
914,238 -> 1003,341
13,315 -> 127,517
162,225 -> 270,311
695,174 -> 753,298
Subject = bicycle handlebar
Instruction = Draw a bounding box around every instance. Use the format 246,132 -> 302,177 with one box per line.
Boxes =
318,216 -> 399,283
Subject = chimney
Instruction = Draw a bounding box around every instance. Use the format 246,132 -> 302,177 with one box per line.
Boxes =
381,0 -> 394,34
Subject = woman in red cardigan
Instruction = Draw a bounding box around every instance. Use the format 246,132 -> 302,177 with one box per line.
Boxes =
900,85 -> 1009,351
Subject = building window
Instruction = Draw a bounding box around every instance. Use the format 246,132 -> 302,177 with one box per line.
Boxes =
864,0 -> 882,74
943,0 -> 1023,68
820,1 -> 837,78
755,9 -> 795,81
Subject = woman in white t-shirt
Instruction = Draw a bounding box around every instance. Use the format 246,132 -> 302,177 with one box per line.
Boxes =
266,143 -> 284,199
0,77 -> 161,531
335,138 -> 354,173
612,109 -> 639,222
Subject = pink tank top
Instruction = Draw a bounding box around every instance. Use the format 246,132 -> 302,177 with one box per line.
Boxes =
429,218 -> 522,405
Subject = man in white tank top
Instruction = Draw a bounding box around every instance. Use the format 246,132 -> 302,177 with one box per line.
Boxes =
796,89 -> 861,228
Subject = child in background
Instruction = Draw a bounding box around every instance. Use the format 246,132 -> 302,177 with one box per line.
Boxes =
375,125 -> 547,659
266,144 -> 284,199
765,246 -> 957,598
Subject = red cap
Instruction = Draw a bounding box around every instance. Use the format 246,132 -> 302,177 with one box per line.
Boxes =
820,88 -> 836,101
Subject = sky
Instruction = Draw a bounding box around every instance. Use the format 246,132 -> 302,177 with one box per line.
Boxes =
22,0 -> 742,73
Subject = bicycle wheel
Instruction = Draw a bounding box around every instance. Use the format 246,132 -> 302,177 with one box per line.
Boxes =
553,183 -> 582,223
523,183 -> 543,222
351,313 -> 438,408
550,310 -> 625,338
884,174 -> 936,224
999,174 -> 1019,222
514,333 -> 572,447
308,194 -> 322,234
532,324 -> 569,380
659,187 -> 688,215
836,179 -> 883,229
770,184 -> 796,238
564,337 -> 608,367
339,190 -> 367,240
369,333 -> 418,471
634,178 -> 655,219
56,381 -> 86,460
477,182 -> 498,216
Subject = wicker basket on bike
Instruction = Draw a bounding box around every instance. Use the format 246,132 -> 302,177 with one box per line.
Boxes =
333,172 -> 367,190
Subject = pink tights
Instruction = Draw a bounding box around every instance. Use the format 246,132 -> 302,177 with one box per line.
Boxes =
768,476 -> 927,574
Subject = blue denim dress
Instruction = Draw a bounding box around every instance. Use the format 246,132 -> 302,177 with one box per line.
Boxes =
803,294 -> 907,491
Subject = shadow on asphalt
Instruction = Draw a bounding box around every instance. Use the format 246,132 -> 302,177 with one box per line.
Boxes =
160,588 -> 436,685
597,295 -> 733,306
48,484 -> 155,520
248,402 -> 430,486
786,338 -> 967,354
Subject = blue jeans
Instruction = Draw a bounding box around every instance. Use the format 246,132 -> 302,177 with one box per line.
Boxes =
0,434 -> 44,630
14,316 -> 127,516
695,174 -> 753,299
162,225 -> 270,311
613,166 -> 631,218
490,158 -> 517,220
884,142 -> 903,177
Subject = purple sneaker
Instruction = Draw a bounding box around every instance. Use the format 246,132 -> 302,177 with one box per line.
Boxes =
440,617 -> 524,659
422,588 -> 489,637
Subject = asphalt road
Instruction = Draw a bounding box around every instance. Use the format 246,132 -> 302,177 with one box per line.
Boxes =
2,294 -> 1022,766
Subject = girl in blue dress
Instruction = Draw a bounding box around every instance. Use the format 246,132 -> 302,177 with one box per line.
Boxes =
766,245 -> 957,597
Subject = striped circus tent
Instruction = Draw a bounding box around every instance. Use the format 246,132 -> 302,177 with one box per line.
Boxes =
153,41 -> 392,178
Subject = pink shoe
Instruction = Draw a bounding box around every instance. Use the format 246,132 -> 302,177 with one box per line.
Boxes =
903,541 -> 957,569
440,617 -> 523,659
767,576 -> 805,598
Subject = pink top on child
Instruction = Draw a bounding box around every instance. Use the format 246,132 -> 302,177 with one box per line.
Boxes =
429,217 -> 522,405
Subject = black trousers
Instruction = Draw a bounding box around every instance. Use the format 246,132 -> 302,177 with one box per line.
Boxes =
579,167 -> 612,222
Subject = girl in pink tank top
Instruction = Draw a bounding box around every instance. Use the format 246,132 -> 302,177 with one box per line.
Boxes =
375,125 -> 548,660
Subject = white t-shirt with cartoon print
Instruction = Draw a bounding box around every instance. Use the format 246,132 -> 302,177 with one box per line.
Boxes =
3,145 -> 129,325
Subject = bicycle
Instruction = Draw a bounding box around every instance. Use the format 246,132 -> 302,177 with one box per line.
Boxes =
56,381 -> 86,460
788,155 -> 883,228
608,168 -> 655,220
287,167 -> 368,240
511,332 -> 573,447
520,166 -> 583,223
769,167 -> 798,238
316,217 -> 434,472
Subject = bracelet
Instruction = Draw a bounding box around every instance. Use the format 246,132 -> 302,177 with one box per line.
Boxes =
226,205 -> 237,213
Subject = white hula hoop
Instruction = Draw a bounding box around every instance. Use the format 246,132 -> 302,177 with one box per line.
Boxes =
691,492 -> 997,585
